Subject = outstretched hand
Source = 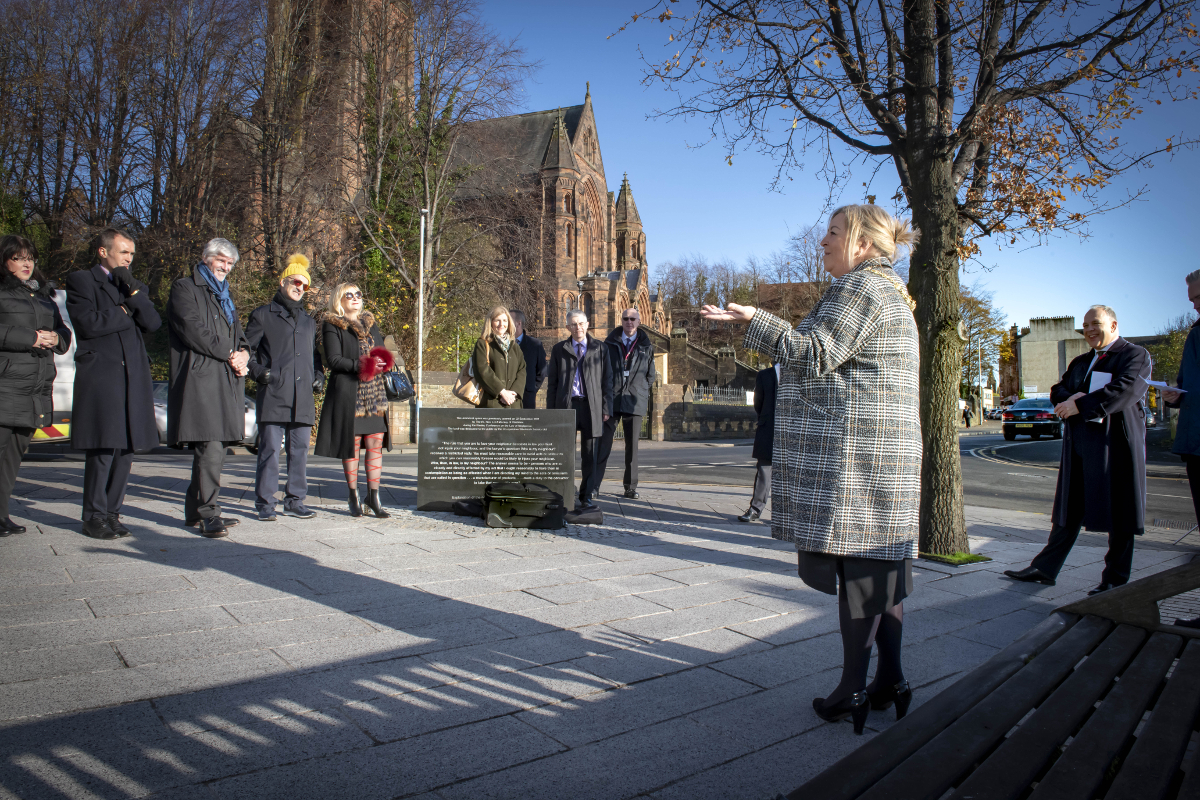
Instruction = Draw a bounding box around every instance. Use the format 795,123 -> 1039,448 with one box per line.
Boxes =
699,303 -> 756,324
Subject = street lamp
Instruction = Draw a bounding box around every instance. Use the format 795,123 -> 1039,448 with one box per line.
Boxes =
416,208 -> 429,439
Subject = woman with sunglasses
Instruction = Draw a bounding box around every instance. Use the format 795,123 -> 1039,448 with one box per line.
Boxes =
0,235 -> 70,535
315,282 -> 392,517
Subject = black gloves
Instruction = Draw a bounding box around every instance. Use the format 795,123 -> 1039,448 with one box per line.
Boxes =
109,267 -> 136,295
260,369 -> 271,386
312,373 -> 326,393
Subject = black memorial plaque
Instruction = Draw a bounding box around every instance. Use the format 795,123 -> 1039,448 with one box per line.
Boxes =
417,408 -> 576,511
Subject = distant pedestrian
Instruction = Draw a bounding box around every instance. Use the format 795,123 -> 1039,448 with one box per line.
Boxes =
1005,305 -> 1150,594
511,310 -> 546,409
701,203 -> 921,735
244,254 -> 324,522
962,405 -> 972,427
597,307 -> 656,499
65,228 -> 158,540
546,309 -> 612,512
0,235 -> 70,536
167,238 -> 251,538
315,283 -> 392,519
473,306 -> 526,409
739,364 -> 777,522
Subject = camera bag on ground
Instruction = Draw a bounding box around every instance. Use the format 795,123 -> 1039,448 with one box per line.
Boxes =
483,482 -> 565,530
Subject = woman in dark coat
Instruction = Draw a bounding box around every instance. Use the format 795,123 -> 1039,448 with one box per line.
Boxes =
473,306 -> 526,409
315,283 -> 392,518
0,235 -> 71,534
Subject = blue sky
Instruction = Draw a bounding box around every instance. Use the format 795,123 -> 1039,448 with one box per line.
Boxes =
480,0 -> 1200,338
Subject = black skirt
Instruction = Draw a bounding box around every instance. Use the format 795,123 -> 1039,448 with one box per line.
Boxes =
797,550 -> 912,619
353,412 -> 387,436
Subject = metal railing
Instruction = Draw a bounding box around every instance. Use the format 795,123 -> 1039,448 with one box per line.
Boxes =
690,386 -> 750,405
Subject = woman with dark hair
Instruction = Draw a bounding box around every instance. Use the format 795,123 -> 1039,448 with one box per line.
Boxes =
0,235 -> 71,535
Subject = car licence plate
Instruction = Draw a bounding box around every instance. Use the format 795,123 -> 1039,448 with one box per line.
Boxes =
1016,424 -> 1033,428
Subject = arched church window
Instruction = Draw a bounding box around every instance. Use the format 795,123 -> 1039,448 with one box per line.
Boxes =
566,223 -> 573,257
583,293 -> 594,319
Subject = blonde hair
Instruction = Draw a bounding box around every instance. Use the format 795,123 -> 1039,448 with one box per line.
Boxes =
481,305 -> 516,342
831,204 -> 919,265
328,282 -> 362,317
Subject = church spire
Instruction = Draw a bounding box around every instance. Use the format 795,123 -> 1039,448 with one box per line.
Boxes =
614,173 -> 641,228
541,112 -> 578,172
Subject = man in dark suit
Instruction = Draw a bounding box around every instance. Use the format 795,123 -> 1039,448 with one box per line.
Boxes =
66,228 -> 163,540
511,310 -> 546,409
598,307 -> 656,499
740,364 -> 778,522
546,309 -> 612,512
1005,305 -> 1151,593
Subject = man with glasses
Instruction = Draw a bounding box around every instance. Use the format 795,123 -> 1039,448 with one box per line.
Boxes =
598,307 -> 656,499
244,255 -> 325,521
546,309 -> 612,512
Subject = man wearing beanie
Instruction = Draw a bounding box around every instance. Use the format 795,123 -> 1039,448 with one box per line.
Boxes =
244,254 -> 325,521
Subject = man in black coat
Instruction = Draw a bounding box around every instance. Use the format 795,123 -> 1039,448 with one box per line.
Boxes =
167,238 -> 251,538
740,364 -> 778,522
597,308 -> 656,499
245,257 -> 324,522
512,310 -> 546,409
1005,305 -> 1151,593
546,309 -> 612,511
66,228 -> 162,540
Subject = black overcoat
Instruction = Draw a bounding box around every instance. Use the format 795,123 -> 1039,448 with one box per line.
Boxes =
66,265 -> 160,450
166,270 -> 248,444
546,335 -> 613,432
0,274 -> 71,429
604,326 -> 657,417
1051,337 -> 1150,534
518,333 -> 547,409
752,365 -> 778,463
245,300 -> 323,425
314,313 -> 391,460
473,336 -> 526,409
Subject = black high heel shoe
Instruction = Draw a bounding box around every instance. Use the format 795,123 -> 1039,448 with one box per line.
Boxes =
813,691 -> 869,735
868,680 -> 912,720
365,488 -> 390,518
348,490 -> 363,518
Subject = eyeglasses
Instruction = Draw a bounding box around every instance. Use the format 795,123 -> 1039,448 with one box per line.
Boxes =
343,291 -> 363,300
622,317 -> 638,322
285,278 -> 308,289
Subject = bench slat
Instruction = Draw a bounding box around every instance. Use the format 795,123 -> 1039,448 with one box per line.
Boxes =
856,615 -> 1113,800
948,624 -> 1147,800
1028,631 -> 1183,800
1105,638 -> 1200,800
784,611 -> 1078,800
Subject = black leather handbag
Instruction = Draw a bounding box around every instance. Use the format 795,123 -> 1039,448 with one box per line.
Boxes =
384,369 -> 415,401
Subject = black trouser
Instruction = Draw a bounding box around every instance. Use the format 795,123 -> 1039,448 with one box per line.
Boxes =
0,425 -> 32,519
1030,446 -> 1136,586
749,461 -> 771,514
597,413 -> 641,492
185,441 -> 227,523
82,448 -> 134,521
255,423 -> 311,511
522,391 -> 538,410
572,397 -> 600,503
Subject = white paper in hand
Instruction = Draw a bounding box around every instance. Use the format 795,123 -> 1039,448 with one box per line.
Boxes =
1089,371 -> 1112,393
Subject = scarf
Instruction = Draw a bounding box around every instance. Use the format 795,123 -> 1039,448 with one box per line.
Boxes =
22,279 -> 39,291
273,287 -> 304,319
197,262 -> 235,325
493,333 -> 511,353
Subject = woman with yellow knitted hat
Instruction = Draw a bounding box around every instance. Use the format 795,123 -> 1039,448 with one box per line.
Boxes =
244,253 -> 325,521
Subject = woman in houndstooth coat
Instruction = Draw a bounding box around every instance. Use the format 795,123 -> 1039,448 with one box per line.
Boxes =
702,204 -> 921,735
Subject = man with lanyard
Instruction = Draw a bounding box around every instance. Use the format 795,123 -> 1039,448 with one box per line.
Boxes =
598,307 -> 656,499
1004,304 -> 1151,593
546,309 -> 612,512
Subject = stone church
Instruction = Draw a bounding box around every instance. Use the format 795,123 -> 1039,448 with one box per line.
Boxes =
460,87 -> 668,339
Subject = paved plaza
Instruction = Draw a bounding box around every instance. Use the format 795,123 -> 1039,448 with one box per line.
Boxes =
0,455 -> 1196,799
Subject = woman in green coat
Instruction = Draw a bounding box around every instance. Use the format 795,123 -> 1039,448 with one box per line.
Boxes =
473,306 -> 526,409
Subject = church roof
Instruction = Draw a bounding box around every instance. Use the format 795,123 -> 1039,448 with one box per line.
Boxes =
454,104 -> 585,195
541,114 -> 578,171
625,270 -> 641,291
614,174 -> 641,226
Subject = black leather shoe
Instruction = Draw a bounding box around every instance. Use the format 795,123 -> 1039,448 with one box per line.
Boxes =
82,517 -> 120,540
281,504 -> 315,519
348,491 -> 363,518
257,508 -> 277,521
1088,582 -> 1113,596
623,489 -> 640,499
868,679 -> 913,720
576,500 -> 599,512
813,692 -> 869,735
1003,566 -> 1056,586
1,517 -> 27,534
1175,617 -> 1200,629
365,489 -> 390,519
199,517 -> 228,538
738,509 -> 761,523
106,515 -> 131,537
186,516 -> 240,528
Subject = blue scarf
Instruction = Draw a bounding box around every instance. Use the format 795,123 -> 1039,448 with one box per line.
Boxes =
196,262 -> 235,325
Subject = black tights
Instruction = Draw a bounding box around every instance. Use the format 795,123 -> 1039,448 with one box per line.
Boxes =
824,582 -> 905,705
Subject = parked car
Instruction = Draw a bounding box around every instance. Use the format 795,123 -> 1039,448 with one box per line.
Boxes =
1001,398 -> 1063,441
152,381 -> 258,452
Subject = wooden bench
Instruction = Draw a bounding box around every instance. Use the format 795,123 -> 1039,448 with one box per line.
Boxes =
782,558 -> 1200,800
